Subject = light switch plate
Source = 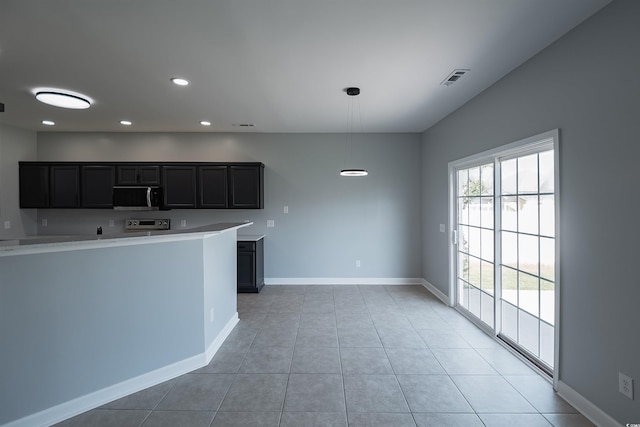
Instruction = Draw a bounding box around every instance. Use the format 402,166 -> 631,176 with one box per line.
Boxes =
439,224 -> 446,233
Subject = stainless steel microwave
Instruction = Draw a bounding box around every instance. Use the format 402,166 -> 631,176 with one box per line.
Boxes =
112,186 -> 162,210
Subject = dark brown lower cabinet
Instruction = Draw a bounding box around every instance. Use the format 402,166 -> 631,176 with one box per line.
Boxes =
237,237 -> 264,293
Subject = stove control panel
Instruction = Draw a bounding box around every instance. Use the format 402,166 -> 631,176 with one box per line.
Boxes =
125,219 -> 170,231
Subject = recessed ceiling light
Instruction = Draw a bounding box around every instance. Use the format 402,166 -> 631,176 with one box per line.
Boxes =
171,77 -> 189,86
42,120 -> 55,126
34,89 -> 91,109
200,121 -> 211,126
120,120 -> 132,126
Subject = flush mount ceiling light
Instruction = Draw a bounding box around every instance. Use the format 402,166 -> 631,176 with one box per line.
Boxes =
42,120 -> 55,126
171,77 -> 190,86
340,87 -> 368,177
200,120 -> 211,126
34,88 -> 92,109
120,120 -> 132,126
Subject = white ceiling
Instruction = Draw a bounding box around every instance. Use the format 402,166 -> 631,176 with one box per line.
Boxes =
0,0 -> 611,133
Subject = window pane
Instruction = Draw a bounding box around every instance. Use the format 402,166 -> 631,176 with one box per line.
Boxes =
460,225 -> 469,254
469,256 -> 481,288
468,197 -> 481,227
502,266 -> 517,304
540,280 -> 555,325
481,292 -> 494,328
501,196 -> 518,231
481,164 -> 494,195
458,197 -> 469,225
540,321 -> 554,367
459,279 -> 469,310
469,285 -> 481,318
501,159 -> 517,195
539,195 -> 555,237
458,252 -> 469,282
481,228 -> 494,262
468,167 -> 481,196
517,154 -> 538,194
518,196 -> 539,235
481,260 -> 494,294
518,234 -> 539,276
502,231 -> 517,269
501,301 -> 518,341
480,197 -> 494,229
519,273 -> 539,316
458,169 -> 469,197
469,227 -> 481,258
539,150 -> 554,193
540,237 -> 555,281
519,308 -> 540,356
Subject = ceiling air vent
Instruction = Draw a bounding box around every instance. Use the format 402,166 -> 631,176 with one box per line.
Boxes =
441,69 -> 469,87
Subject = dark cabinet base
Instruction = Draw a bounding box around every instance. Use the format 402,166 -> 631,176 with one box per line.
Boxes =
237,238 -> 264,293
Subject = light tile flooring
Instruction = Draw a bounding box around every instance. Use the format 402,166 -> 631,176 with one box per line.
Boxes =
55,285 -> 593,426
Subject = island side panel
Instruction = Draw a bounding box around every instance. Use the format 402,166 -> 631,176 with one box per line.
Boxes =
202,229 -> 238,353
0,239 -> 205,425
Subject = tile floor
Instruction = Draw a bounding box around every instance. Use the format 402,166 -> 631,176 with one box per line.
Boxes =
55,285 -> 593,426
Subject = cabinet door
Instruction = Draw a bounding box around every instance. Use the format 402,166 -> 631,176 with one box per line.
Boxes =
237,247 -> 256,290
138,166 -> 160,185
81,165 -> 115,208
116,166 -> 139,185
50,165 -> 80,208
116,165 -> 160,185
198,165 -> 228,208
229,165 -> 263,209
19,163 -> 49,208
162,165 -> 196,208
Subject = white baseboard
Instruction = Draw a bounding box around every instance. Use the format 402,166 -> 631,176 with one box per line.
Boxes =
556,381 -> 621,427
264,277 -> 425,286
5,314 -> 239,427
420,279 -> 451,305
205,313 -> 239,362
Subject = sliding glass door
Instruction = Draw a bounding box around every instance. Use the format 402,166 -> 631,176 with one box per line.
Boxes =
451,131 -> 558,374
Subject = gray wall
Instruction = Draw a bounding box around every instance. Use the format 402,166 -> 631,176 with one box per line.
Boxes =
0,123 -> 38,238
421,0 -> 639,422
36,132 -> 423,280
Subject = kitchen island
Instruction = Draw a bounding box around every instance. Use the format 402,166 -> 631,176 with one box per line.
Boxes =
0,222 -> 250,427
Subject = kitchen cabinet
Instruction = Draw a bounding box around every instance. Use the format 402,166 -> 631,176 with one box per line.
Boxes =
229,164 -> 264,209
162,165 -> 197,208
116,165 -> 160,185
81,165 -> 115,208
19,163 -> 49,208
198,165 -> 228,208
237,236 -> 265,293
50,165 -> 80,208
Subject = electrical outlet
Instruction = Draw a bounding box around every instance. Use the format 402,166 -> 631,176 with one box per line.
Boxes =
439,224 -> 446,233
108,219 -> 115,227
284,205 -> 289,214
355,260 -> 361,268
3,221 -> 10,229
180,219 -> 187,227
267,219 -> 275,228
619,372 -> 634,400
42,218 -> 48,227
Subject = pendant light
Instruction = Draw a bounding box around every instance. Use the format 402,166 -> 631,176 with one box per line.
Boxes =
340,87 -> 368,177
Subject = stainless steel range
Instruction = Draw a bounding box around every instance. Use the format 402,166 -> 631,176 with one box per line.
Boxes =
125,219 -> 170,231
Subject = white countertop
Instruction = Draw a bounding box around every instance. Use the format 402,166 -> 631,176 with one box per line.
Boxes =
0,222 -> 252,255
237,234 -> 265,241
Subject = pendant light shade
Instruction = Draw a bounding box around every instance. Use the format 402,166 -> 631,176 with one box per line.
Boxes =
340,87 -> 368,177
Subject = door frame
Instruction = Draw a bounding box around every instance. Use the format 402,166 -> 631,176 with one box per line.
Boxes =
447,129 -> 560,388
